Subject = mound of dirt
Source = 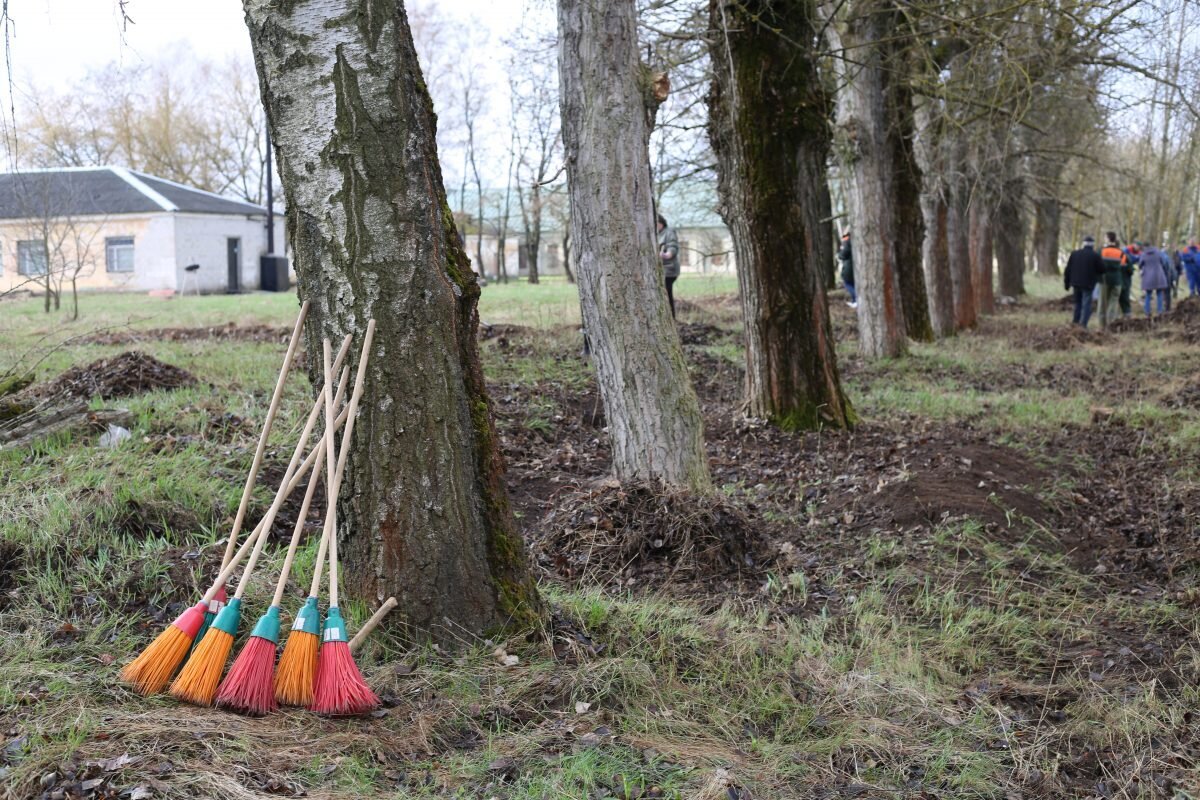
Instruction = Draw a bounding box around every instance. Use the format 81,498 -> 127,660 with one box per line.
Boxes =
677,322 -> 726,346
841,442 -> 1053,534
1172,295 -> 1200,319
532,484 -> 770,586
33,351 -> 196,400
1027,325 -> 1112,351
82,323 -> 291,346
1166,379 -> 1200,409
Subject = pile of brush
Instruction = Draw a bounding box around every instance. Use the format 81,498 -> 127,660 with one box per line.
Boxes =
120,305 -> 394,716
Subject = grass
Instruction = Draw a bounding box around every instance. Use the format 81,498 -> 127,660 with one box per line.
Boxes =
2,277 -> 1199,798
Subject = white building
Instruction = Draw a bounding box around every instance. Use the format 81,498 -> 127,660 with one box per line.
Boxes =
0,167 -> 286,295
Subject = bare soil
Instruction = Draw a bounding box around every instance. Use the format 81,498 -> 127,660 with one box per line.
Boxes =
28,351 -> 196,401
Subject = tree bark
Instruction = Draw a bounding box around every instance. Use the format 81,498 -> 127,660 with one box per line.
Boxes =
825,0 -> 907,358
948,180 -> 977,330
995,184 -> 1026,298
920,189 -> 955,337
557,0 -> 710,490
707,0 -> 855,431
244,0 -> 543,645
886,53 -> 933,343
1033,196 -> 1061,276
969,197 -> 995,315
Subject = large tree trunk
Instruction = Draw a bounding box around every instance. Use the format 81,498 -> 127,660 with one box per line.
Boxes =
708,0 -> 854,431
1033,196 -> 1061,276
244,0 -> 543,645
995,184 -> 1026,297
969,197 -> 995,315
921,189 -> 955,337
886,54 -> 933,343
557,0 -> 710,490
948,180 -> 977,330
826,0 -> 907,358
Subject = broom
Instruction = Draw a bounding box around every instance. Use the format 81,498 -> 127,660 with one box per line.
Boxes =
276,327 -> 375,706
118,332 -> 349,696
312,329 -> 382,716
215,358 -> 354,715
199,301 -> 311,642
168,350 -> 353,708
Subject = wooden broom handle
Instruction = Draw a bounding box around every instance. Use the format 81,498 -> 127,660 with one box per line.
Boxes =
327,320 -> 376,609
349,597 -> 397,652
200,352 -> 353,603
323,339 -> 339,608
219,300 -> 309,570
270,363 -> 351,607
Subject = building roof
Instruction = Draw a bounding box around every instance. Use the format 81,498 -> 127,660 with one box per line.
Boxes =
0,167 -> 267,220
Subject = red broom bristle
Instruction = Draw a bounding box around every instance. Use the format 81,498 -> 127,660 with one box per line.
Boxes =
169,628 -> 234,706
310,641 -> 379,716
216,636 -> 279,716
274,630 -> 319,706
120,602 -> 205,696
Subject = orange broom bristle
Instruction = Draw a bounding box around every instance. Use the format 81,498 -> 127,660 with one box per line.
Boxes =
120,602 -> 206,696
169,627 -> 234,706
216,636 -> 279,716
310,641 -> 379,716
274,630 -> 319,706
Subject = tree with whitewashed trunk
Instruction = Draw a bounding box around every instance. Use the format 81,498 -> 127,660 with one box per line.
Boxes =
243,0 -> 543,645
557,0 -> 711,491
707,0 -> 855,431
821,0 -> 908,359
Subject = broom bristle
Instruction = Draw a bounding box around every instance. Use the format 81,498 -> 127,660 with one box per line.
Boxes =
169,627 -> 234,706
120,602 -> 206,696
216,636 -> 279,716
274,630 -> 319,706
310,641 -> 379,716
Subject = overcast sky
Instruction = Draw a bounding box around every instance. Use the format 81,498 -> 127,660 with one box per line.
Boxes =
2,0 -> 533,89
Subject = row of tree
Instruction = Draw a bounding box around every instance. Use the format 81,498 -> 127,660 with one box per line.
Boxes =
239,0 -> 1192,646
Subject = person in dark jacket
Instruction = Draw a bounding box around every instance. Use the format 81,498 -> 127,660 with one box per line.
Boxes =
1139,244 -> 1170,317
657,214 -> 680,318
838,232 -> 856,308
1064,235 -> 1103,328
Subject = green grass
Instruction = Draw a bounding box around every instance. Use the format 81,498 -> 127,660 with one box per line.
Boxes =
2,279 -> 1199,798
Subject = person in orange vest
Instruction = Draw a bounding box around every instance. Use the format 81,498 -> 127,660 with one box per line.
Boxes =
1098,232 -> 1127,329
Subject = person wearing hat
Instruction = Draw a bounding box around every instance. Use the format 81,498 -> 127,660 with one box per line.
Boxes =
1064,235 -> 1103,328
1098,232 -> 1128,329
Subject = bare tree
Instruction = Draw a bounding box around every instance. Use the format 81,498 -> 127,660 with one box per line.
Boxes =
558,0 -> 711,490
244,0 -> 543,644
708,0 -> 855,430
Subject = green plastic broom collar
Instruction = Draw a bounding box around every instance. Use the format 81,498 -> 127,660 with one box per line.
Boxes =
250,605 -> 281,643
291,596 -> 321,636
322,606 -> 347,644
212,597 -> 242,636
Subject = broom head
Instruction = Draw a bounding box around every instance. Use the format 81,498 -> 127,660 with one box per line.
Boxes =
216,606 -> 281,716
311,607 -> 379,716
274,596 -> 320,706
120,601 -> 206,695
169,598 -> 241,706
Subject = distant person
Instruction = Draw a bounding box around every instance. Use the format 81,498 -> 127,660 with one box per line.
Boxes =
838,232 -> 856,309
1064,235 -> 1102,328
1121,240 -> 1141,317
1098,232 -> 1127,329
1139,243 -> 1170,318
1166,241 -> 1183,310
657,214 -> 680,318
1182,239 -> 1200,297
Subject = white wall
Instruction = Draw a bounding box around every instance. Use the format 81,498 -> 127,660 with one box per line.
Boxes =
134,214 -> 178,291
173,213 -> 277,293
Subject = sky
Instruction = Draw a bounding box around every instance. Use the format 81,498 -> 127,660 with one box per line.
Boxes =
2,0 -> 531,88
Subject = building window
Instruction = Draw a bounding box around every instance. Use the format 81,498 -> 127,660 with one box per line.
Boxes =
679,239 -> 691,267
712,249 -> 727,267
17,240 -> 47,276
106,236 -> 135,273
